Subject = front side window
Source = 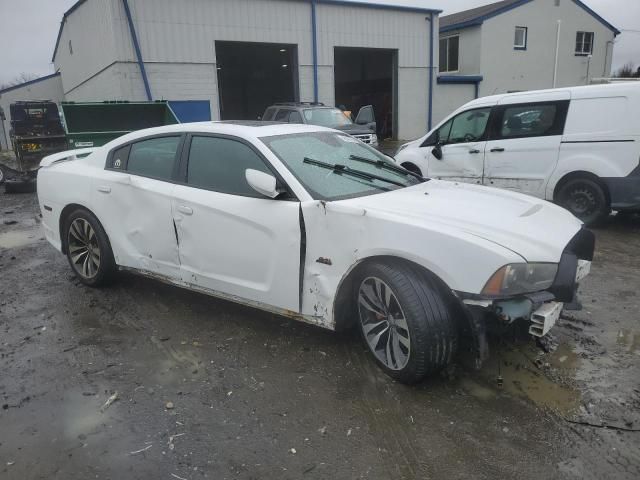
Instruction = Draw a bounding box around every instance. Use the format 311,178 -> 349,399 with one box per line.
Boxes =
262,107 -> 276,121
498,103 -> 561,139
514,26 -> 527,50
302,108 -> 352,128
261,132 -> 420,201
442,108 -> 491,144
575,31 -> 594,55
186,136 -> 272,197
439,36 -> 459,73
127,136 -> 181,180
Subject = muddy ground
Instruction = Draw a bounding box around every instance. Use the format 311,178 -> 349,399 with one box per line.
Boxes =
1,192 -> 638,480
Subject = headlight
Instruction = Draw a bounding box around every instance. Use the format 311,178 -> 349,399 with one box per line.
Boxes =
481,263 -> 558,296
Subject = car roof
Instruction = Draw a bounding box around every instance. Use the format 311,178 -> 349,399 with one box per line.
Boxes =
102,121 -> 335,149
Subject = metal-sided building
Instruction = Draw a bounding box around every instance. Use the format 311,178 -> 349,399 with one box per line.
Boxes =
52,0 -> 441,140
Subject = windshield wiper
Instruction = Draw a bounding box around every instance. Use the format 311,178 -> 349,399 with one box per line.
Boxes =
303,157 -> 406,187
349,155 -> 427,182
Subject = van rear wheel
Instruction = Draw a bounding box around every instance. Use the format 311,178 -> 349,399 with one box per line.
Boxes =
557,177 -> 610,226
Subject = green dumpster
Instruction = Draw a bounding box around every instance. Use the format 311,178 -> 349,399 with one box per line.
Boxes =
60,101 -> 180,149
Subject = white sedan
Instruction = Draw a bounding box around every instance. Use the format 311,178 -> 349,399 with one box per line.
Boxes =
37,121 -> 594,383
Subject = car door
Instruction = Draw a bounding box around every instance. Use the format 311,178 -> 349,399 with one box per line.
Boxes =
171,134 -> 301,312
422,107 -> 492,184
91,135 -> 184,278
484,98 -> 570,198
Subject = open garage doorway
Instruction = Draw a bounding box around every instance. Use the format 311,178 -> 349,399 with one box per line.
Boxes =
216,41 -> 298,120
334,47 -> 397,140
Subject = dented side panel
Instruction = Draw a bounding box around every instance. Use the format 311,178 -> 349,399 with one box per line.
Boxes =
90,172 -> 182,279
171,185 -> 302,312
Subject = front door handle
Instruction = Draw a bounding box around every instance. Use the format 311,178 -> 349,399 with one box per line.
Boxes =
490,147 -> 505,153
469,149 -> 480,154
97,185 -> 111,193
178,205 -> 193,216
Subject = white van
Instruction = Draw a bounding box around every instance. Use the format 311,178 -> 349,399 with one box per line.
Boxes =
395,83 -> 640,225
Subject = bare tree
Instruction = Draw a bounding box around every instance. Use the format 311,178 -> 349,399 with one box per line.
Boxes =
0,73 -> 39,90
613,62 -> 640,78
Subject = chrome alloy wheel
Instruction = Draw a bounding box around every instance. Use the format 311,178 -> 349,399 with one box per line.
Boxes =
68,218 -> 101,279
358,277 -> 410,370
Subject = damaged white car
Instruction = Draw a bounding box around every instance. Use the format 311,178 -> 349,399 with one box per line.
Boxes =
37,122 -> 594,383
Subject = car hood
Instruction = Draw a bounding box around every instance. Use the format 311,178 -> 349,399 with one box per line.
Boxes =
334,124 -> 375,136
340,180 -> 583,263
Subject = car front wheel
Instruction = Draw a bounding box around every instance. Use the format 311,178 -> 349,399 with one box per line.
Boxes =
355,261 -> 458,384
63,209 -> 116,287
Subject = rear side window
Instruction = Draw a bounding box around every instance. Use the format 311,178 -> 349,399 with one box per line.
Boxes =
494,101 -> 568,139
275,109 -> 293,122
186,136 -> 272,197
263,107 -> 276,121
288,110 -> 303,123
127,136 -> 181,180
109,144 -> 130,169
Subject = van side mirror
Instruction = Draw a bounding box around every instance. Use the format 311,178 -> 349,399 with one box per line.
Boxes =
432,143 -> 443,160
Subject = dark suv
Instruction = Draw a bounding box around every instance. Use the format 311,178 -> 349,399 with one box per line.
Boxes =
261,102 -> 378,147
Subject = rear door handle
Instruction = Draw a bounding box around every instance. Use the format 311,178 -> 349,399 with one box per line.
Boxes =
469,149 -> 480,154
178,205 -> 193,216
490,147 -> 505,153
97,185 -> 111,193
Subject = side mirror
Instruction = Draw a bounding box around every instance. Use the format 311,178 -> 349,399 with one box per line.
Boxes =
432,144 -> 443,160
246,169 -> 279,199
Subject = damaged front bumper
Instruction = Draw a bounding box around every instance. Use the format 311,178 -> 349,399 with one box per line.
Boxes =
456,228 -> 594,367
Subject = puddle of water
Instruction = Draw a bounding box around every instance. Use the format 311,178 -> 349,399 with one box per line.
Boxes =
461,343 -> 581,414
0,227 -> 43,249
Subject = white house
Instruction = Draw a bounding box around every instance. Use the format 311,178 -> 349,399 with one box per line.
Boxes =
434,0 -> 619,122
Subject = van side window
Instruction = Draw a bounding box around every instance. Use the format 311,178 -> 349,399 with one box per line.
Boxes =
444,108 -> 491,144
495,102 -> 568,139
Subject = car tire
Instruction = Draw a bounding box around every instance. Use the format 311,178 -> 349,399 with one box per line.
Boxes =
557,177 -> 610,226
355,260 -> 458,384
63,208 -> 116,287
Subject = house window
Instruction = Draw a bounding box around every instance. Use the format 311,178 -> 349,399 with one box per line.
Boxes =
439,35 -> 459,73
575,31 -> 594,55
514,26 -> 527,50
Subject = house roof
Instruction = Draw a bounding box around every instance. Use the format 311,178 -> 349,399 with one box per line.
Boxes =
51,0 -> 442,63
0,72 -> 61,95
440,0 -> 620,35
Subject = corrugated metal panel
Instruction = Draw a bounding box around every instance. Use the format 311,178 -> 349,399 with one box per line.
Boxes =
53,0 -> 118,93
316,3 -> 430,67
114,0 -> 314,65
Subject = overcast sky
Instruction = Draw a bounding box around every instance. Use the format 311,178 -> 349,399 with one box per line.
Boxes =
0,0 -> 638,85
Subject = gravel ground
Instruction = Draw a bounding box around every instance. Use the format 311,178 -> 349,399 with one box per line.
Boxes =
1,192 -> 638,480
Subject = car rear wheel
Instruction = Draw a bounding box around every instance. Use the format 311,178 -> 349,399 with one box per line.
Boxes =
557,177 -> 610,226
355,261 -> 458,384
64,209 -> 116,287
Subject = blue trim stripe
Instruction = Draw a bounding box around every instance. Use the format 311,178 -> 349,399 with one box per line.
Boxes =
311,0 -> 319,102
572,0 -> 620,35
317,0 -> 441,14
122,0 -> 152,101
428,13 -> 434,131
0,72 -> 61,95
441,0 -> 619,35
440,0 -> 533,33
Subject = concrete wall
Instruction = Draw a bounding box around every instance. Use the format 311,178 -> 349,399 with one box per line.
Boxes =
432,83 -> 477,127
478,0 -> 615,96
0,75 -> 65,150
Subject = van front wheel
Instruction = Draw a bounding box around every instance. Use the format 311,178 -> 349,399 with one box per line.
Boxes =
557,177 -> 610,226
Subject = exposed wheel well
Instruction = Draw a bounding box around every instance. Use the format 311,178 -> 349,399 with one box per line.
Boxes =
553,171 -> 610,206
400,162 -> 422,176
332,255 -> 454,332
